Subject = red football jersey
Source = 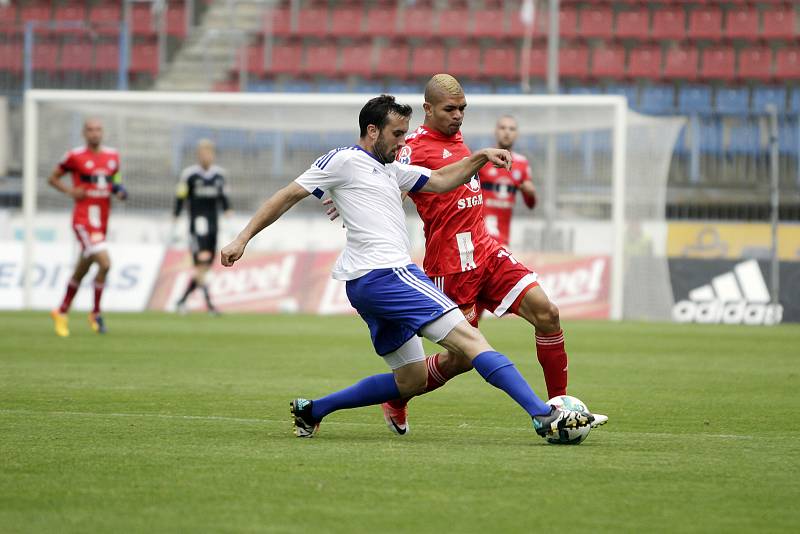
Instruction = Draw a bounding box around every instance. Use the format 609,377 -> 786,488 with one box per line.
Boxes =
58,145 -> 120,231
401,126 -> 501,276
478,152 -> 533,246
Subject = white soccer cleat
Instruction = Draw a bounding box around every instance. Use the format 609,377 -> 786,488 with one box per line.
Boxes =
590,413 -> 609,428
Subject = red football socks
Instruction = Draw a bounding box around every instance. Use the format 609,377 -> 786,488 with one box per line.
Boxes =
535,330 -> 568,399
59,280 -> 79,313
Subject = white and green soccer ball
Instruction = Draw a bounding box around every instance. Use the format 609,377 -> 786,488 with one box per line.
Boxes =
545,395 -> 593,445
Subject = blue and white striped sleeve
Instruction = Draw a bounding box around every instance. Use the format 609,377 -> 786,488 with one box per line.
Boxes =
391,162 -> 431,193
295,149 -> 350,198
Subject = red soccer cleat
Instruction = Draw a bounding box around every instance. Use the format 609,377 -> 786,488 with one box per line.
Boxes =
381,402 -> 409,435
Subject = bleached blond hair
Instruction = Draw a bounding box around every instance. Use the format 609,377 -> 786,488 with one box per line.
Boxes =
424,74 -> 464,104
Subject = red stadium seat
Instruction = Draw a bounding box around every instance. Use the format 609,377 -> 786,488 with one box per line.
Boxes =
528,47 -> 547,78
700,47 -> 735,81
130,43 -> 159,75
268,43 -> 302,75
131,4 -> 155,37
591,46 -> 625,79
581,7 -> 613,40
559,46 -> 589,79
20,3 -> 51,23
0,42 -> 23,74
737,47 -> 772,81
402,7 -> 435,39
364,8 -> 398,38
663,47 -> 698,80
340,43 -> 374,77
33,42 -> 59,73
445,45 -> 480,78
559,7 -> 579,39
296,8 -> 328,37
439,10 -> 471,38
688,8 -> 722,41
482,47 -> 518,79
0,4 -> 17,25
652,9 -> 686,41
92,43 -> 119,73
59,41 -> 93,72
264,8 -> 292,38
725,9 -> 759,40
762,10 -> 795,40
167,5 -> 187,38
471,9 -> 506,38
775,48 -> 800,80
53,4 -> 86,23
302,44 -> 339,77
374,44 -> 409,78
628,46 -> 662,79
89,4 -> 121,35
330,8 -> 363,37
244,45 -> 264,76
616,10 -> 650,41
411,45 -> 445,77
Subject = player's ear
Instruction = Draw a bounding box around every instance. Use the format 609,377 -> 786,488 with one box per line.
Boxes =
423,101 -> 433,118
367,124 -> 379,140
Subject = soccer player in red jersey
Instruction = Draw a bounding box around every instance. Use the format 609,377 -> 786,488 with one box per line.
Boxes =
382,74 -> 608,433
479,115 -> 538,248
48,119 -> 127,336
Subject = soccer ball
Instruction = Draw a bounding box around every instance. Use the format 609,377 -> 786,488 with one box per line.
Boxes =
544,395 -> 593,445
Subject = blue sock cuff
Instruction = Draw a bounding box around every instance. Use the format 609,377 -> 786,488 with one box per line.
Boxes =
472,351 -> 514,382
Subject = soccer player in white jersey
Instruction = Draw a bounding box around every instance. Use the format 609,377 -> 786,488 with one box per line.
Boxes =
221,95 -> 594,439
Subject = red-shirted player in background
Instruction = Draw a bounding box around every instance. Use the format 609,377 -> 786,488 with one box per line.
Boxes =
479,115 -> 538,248
48,119 -> 127,337
381,74 -> 607,433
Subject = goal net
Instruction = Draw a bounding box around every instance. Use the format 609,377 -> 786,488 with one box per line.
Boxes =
14,91 -> 684,319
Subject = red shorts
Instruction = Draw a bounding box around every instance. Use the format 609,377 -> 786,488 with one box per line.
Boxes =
73,224 -> 108,258
429,248 -> 538,325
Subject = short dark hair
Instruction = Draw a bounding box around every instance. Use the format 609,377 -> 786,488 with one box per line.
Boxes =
359,94 -> 412,137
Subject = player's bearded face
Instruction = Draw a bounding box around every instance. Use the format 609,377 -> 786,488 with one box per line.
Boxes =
374,114 -> 409,163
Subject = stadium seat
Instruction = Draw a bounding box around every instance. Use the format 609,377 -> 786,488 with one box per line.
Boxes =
652,9 -> 686,41
411,45 -> 445,77
482,47 -> 518,79
0,42 -> 23,74
688,8 -> 722,41
130,43 -> 159,75
59,41 -> 93,73
606,84 -> 639,107
591,46 -> 625,79
762,10 -> 795,40
330,7 -> 363,37
775,48 -> 800,80
445,45 -> 480,78
737,47 -> 772,82
507,9 -> 535,38
302,44 -> 339,77
244,45 -> 265,76
296,7 -> 328,37
340,43 -> 374,77
725,8 -> 759,40
89,4 -> 121,35
639,85 -> 675,114
264,8 -> 292,38
364,7 -> 398,38
0,4 -> 16,25
20,3 -> 51,23
32,42 -> 59,73
678,85 -> 712,114
628,46 -> 662,80
615,10 -> 650,41
791,88 -> 800,113
559,46 -> 589,79
752,86 -> 787,112
471,9 -> 506,38
663,47 -> 699,80
167,5 -> 187,38
778,118 -> 799,155
91,43 -> 119,73
402,7 -> 435,39
528,47 -> 548,79
374,44 -> 409,78
131,4 -> 155,37
53,4 -> 86,23
558,7 -> 579,39
439,10 -> 471,38
268,43 -> 303,76
727,120 -> 762,154
701,47 -> 735,81
715,87 -> 749,114
581,7 -> 614,40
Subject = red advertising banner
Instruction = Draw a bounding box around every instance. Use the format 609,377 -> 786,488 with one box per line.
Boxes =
148,249 -> 610,319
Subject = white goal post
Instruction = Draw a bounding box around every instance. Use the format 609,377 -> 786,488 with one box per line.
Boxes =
21,90 -> 684,319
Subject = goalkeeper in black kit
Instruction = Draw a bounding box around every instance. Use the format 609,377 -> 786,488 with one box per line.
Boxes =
173,139 -> 231,315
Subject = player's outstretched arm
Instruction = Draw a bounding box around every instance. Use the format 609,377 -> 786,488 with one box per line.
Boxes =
423,148 -> 512,193
221,182 -> 309,267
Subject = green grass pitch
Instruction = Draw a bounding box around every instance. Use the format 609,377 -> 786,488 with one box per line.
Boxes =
1,311 -> 799,533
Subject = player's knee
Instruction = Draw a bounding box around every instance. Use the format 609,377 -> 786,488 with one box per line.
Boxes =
536,302 -> 560,331
395,369 -> 427,397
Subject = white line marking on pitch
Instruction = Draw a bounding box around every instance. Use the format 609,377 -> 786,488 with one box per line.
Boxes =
0,409 -> 759,440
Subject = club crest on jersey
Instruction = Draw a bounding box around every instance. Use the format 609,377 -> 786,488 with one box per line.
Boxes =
398,145 -> 412,164
464,175 -> 481,193
85,160 -> 95,170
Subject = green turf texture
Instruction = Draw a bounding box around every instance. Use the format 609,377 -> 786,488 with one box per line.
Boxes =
1,312 -> 798,533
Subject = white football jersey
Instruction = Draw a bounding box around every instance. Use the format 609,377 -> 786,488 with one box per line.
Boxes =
295,146 -> 430,281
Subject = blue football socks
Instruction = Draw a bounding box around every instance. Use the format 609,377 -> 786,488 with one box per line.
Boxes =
472,351 -> 551,417
311,373 -> 401,421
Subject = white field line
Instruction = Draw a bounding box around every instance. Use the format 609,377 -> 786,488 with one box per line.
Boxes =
0,409 -> 758,440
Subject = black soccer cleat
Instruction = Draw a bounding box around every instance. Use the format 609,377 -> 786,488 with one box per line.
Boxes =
290,398 -> 320,438
533,406 -> 594,438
